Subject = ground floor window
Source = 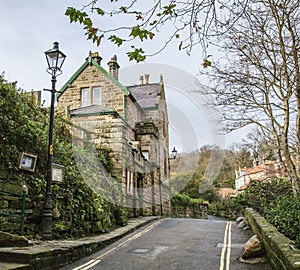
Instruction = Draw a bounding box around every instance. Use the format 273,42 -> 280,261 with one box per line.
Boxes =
126,169 -> 134,195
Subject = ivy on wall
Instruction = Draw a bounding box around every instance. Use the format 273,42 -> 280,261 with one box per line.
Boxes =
0,75 -> 127,239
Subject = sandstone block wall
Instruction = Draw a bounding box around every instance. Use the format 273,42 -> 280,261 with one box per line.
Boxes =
57,66 -> 125,116
245,208 -> 300,270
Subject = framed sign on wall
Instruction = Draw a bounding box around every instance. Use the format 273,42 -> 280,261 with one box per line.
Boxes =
19,152 -> 37,172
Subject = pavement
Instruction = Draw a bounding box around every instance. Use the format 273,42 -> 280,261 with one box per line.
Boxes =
0,216 -> 161,270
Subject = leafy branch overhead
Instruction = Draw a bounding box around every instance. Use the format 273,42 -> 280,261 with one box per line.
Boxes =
65,1 -> 248,62
200,0 -> 300,193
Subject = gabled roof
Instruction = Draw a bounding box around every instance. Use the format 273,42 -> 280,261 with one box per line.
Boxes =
56,58 -> 130,100
70,104 -> 115,116
127,83 -> 160,108
246,164 -> 265,175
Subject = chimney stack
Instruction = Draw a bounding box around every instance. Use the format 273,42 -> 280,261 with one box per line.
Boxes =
107,55 -> 120,80
144,74 -> 150,84
91,52 -> 102,65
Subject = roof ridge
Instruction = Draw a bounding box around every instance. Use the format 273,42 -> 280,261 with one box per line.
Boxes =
56,57 -> 130,100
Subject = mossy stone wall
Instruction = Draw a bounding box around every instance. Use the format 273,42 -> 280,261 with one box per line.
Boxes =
171,202 -> 208,219
245,208 -> 300,270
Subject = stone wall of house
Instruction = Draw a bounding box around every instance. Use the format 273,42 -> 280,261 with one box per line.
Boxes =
142,101 -> 171,215
57,65 -> 125,117
125,96 -> 142,130
135,118 -> 171,216
135,122 -> 159,164
71,113 -> 162,217
140,170 -> 155,215
160,182 -> 172,216
57,57 -> 172,217
70,112 -> 171,217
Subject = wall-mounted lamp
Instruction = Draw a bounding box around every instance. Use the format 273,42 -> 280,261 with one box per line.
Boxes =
170,147 -> 177,160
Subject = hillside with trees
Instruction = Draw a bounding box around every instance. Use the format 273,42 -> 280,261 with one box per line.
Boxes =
170,144 -> 252,200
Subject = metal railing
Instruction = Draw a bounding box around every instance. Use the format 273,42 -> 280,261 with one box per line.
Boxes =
0,188 -> 26,235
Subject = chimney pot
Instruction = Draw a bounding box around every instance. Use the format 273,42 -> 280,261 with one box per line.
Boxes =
139,75 -> 144,85
144,74 -> 150,84
88,52 -> 102,65
107,55 -> 120,80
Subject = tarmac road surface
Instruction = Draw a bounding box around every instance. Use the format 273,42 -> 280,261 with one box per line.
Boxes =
60,218 -> 273,270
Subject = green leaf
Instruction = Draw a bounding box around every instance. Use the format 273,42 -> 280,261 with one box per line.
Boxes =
108,35 -> 124,46
83,18 -> 93,28
202,59 -> 212,68
126,47 -> 146,62
96,8 -> 104,16
150,20 -> 157,26
163,4 -> 177,15
130,25 -> 155,41
65,7 -> 89,24
120,6 -> 127,13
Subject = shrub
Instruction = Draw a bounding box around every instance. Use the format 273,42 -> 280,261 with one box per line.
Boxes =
0,79 -> 127,239
245,179 -> 293,214
264,194 -> 300,248
171,190 -> 204,205
208,193 -> 249,220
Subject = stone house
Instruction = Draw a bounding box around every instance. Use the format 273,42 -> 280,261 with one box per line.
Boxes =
235,160 -> 283,192
56,52 -> 171,217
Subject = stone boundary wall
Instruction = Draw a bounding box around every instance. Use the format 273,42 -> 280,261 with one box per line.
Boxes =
245,208 -> 300,270
171,203 -> 208,219
0,173 -> 26,235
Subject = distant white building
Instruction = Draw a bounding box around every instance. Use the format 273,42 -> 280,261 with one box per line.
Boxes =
235,160 -> 283,192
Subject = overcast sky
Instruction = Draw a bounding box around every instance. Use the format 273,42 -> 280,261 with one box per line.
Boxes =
0,0 -> 203,90
0,0 -> 249,151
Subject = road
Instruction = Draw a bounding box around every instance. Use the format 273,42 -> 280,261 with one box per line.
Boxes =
60,218 -> 273,270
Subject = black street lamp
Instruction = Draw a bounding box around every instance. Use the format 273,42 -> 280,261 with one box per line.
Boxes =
170,147 -> 177,160
168,146 -> 177,172
42,42 -> 66,240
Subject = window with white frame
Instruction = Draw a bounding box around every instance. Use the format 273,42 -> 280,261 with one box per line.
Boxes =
81,88 -> 90,107
126,169 -> 134,195
92,87 -> 101,104
81,87 -> 102,107
142,151 -> 149,161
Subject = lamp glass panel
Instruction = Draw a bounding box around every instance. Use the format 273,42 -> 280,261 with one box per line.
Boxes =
46,51 -> 59,69
56,52 -> 66,69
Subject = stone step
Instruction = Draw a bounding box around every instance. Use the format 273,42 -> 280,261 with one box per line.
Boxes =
0,262 -> 30,270
0,246 -> 74,270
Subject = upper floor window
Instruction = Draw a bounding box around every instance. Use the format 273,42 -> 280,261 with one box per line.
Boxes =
81,87 -> 101,107
142,151 -> 149,161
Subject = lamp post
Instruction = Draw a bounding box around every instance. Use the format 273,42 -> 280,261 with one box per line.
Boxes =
161,146 -> 177,216
42,42 -> 66,240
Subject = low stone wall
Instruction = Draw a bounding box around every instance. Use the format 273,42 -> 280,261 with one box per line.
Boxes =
0,174 -> 26,235
245,208 -> 300,270
171,203 -> 208,219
